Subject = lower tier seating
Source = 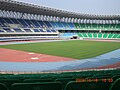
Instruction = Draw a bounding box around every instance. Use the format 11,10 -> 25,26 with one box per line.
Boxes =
77,33 -> 120,39
59,32 -> 120,39
0,69 -> 120,90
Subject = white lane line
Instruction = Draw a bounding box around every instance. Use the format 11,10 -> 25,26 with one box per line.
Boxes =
31,57 -> 39,60
29,53 -> 35,54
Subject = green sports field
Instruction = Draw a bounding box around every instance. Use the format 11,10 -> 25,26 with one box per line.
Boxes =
0,40 -> 120,59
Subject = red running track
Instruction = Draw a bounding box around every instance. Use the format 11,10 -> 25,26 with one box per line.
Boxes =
0,48 -> 75,62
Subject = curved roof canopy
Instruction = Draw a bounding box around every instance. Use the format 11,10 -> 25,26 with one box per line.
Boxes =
0,0 -> 120,20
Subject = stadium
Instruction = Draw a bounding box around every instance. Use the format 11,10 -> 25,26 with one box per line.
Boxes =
0,0 -> 120,90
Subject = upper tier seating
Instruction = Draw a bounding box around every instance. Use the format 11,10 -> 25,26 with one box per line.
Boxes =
13,28 -> 24,32
0,17 -> 58,34
0,17 -> 120,40
3,28 -> 14,32
0,17 -> 120,31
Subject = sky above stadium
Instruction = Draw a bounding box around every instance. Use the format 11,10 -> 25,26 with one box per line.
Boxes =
15,0 -> 120,15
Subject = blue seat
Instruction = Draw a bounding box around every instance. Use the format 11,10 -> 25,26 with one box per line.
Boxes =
24,29 -> 32,32
3,18 -> 13,24
14,28 -> 23,32
17,19 -> 29,28
39,29 -> 45,32
3,28 -> 13,32
33,29 -> 40,32
0,30 -> 4,32
44,21 -> 52,27
46,30 -> 51,32
31,20 -> 41,27
37,21 -> 46,28
51,30 -> 56,32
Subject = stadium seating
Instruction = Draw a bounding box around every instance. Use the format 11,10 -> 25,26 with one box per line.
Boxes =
55,78 -> 76,88
1,17 -> 120,31
65,81 -> 112,90
0,17 -> 120,41
0,1 -> 120,90
3,28 -> 14,32
0,18 -> 58,33
0,69 -> 120,90
23,78 -> 53,83
112,75 -> 120,82
0,79 -> 21,89
23,29 -> 32,32
77,33 -> 120,39
60,33 -> 77,38
13,29 -> 23,32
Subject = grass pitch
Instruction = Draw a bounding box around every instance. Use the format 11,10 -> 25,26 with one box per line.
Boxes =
0,40 -> 120,59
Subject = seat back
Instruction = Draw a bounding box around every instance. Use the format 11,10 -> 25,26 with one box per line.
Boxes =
112,75 -> 120,82
11,82 -> 62,90
0,83 -> 8,90
0,79 -> 20,89
55,78 -> 75,88
109,78 -> 120,90
23,78 -> 53,83
65,81 -> 111,90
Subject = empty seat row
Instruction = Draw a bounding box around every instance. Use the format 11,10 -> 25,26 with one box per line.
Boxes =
0,28 -> 57,33
1,17 -> 120,30
77,33 -> 120,39
0,69 -> 120,90
0,78 -> 120,90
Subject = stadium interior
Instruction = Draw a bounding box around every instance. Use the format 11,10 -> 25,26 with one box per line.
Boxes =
0,0 -> 120,90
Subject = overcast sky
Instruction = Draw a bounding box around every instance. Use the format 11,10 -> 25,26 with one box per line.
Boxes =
15,0 -> 120,15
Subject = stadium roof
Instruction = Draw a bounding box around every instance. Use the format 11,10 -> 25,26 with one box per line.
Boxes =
0,0 -> 120,20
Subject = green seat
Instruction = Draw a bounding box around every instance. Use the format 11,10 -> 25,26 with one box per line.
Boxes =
88,33 -> 92,38
23,78 -> 53,83
117,34 -> 120,38
112,75 -> 120,82
108,34 -> 113,38
0,79 -> 20,89
93,33 -> 97,38
103,33 -> 108,38
109,78 -> 120,90
74,23 -> 80,29
65,81 -> 111,90
82,33 -> 88,38
98,33 -> 102,38
77,33 -> 83,38
0,83 -> 8,90
11,82 -> 62,90
112,34 -> 119,38
79,24 -> 85,30
55,78 -> 75,88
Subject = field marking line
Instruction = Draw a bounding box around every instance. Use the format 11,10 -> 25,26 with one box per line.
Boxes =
29,53 -> 35,54
31,57 -> 39,60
